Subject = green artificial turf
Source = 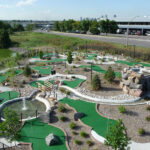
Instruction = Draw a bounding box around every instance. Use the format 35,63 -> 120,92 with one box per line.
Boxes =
19,119 -> 67,150
35,58 -> 66,63
87,54 -> 97,60
32,53 -> 56,58
0,69 -> 23,83
63,78 -> 85,88
60,98 -> 116,138
80,65 -> 120,77
0,91 -> 19,105
32,66 -> 52,75
30,80 -> 54,88
115,60 -> 150,67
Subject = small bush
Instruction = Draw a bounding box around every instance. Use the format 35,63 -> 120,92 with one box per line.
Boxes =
80,131 -> 89,138
118,105 -> 126,114
66,90 -> 71,96
59,116 -> 67,122
146,116 -> 150,121
74,140 -> 81,145
66,70 -> 70,74
86,140 -> 93,146
72,131 -> 77,135
58,105 -> 66,113
146,105 -> 150,111
59,87 -> 65,93
72,65 -> 76,68
70,122 -> 77,129
138,128 -> 145,135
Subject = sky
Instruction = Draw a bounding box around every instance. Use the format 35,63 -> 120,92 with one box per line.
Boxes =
0,0 -> 150,21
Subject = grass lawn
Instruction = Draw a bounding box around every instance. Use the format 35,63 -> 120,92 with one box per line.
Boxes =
32,66 -> 52,75
60,98 -> 116,138
63,78 -> 85,88
0,49 -> 12,59
19,119 -> 67,150
0,91 -> 19,105
80,65 -> 120,77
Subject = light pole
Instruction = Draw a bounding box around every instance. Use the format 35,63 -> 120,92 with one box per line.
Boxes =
126,16 -> 139,47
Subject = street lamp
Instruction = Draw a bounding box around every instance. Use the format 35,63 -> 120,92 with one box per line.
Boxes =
126,16 -> 139,47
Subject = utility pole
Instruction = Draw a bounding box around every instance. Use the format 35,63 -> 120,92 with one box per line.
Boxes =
91,63 -> 93,83
133,45 -> 136,59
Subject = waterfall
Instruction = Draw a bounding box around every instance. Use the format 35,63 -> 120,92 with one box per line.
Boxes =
22,98 -> 27,111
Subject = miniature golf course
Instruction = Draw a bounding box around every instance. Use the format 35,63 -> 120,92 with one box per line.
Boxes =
80,65 -> 120,77
0,69 -> 23,83
30,78 -> 85,88
19,119 -> 67,150
115,60 -> 150,67
60,98 -> 116,138
0,91 -> 19,105
35,58 -> 66,63
32,66 -> 52,75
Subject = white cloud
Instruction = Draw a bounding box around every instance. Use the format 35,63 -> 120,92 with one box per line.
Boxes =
0,4 -> 12,8
16,0 -> 37,7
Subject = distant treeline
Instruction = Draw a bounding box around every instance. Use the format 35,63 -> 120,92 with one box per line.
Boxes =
0,21 -> 36,48
53,19 -> 118,35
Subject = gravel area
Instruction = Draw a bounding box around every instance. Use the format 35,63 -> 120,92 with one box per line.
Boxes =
98,104 -> 150,143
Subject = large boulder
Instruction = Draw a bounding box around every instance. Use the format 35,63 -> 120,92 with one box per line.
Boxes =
122,73 -> 129,80
129,89 -> 143,97
122,79 -> 130,86
129,83 -> 143,89
123,85 -> 129,94
74,112 -> 85,121
45,133 -> 59,146
120,82 -> 124,89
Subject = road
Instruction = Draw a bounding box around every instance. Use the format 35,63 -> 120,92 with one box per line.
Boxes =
37,30 -> 150,48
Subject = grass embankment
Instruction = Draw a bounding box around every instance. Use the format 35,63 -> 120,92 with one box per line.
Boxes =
0,49 -> 12,59
60,98 -> 116,138
11,31 -> 150,62
0,91 -> 19,104
19,119 -> 67,150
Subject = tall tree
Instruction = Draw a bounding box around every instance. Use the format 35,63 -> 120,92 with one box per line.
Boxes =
0,29 -> 11,48
104,66 -> 115,82
0,108 -> 22,142
105,119 -> 130,150
53,21 -> 60,31
13,24 -> 24,32
91,74 -> 101,90
67,50 -> 73,64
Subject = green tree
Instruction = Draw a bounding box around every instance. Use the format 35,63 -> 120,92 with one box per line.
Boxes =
53,21 -> 60,31
105,119 -> 130,150
0,29 -> 11,48
0,108 -> 22,142
26,24 -> 36,31
13,24 -> 24,32
80,19 -> 90,33
104,66 -> 115,82
67,50 -> 73,64
91,74 -> 101,90
90,20 -> 100,35
39,51 -> 44,59
24,65 -> 32,77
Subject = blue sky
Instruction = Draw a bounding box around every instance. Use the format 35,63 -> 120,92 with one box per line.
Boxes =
0,0 -> 150,21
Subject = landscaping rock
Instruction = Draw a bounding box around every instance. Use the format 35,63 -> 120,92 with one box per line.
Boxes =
45,133 -> 59,146
74,112 -> 85,121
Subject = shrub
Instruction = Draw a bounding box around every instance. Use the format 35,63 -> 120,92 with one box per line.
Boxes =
118,106 -> 126,114
23,65 -> 32,77
59,116 -> 67,122
146,105 -> 150,111
80,131 -> 89,138
72,65 -> 76,68
72,131 -> 77,135
146,116 -> 150,121
86,140 -> 93,146
91,74 -> 101,91
70,122 -> 77,129
74,140 -> 81,145
58,105 -> 66,113
59,87 -> 65,93
66,70 -> 70,74
104,66 -> 115,82
66,90 -> 71,96
138,128 -> 145,135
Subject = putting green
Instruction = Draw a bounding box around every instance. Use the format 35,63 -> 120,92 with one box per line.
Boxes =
35,58 -> 66,63
87,54 -> 97,60
80,65 -> 120,77
30,80 -> 54,88
60,98 -> 116,138
32,53 -> 56,58
0,69 -> 23,83
32,66 -> 52,75
19,119 -> 67,150
63,78 -> 85,88
0,91 -> 19,105
115,60 -> 150,67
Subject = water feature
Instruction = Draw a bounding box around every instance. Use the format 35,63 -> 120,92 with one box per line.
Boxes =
22,98 -> 27,111
2,99 -> 46,119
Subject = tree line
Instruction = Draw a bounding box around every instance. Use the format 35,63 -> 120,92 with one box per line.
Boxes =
0,21 -> 36,48
53,19 -> 118,35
